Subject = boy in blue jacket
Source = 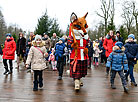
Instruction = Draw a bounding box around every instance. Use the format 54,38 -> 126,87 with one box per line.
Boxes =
55,38 -> 65,80
124,34 -> 138,86
106,42 -> 129,93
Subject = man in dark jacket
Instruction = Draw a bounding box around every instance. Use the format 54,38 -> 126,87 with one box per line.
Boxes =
51,33 -> 59,48
16,32 -> 26,68
124,34 -> 138,86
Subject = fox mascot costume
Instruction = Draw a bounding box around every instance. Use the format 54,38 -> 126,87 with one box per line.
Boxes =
68,12 -> 89,90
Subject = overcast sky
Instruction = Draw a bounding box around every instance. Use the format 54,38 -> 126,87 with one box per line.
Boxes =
0,0 -> 128,32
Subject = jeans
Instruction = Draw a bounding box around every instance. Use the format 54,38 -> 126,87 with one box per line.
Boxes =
93,57 -> 98,63
125,64 -> 135,83
110,70 -> 127,87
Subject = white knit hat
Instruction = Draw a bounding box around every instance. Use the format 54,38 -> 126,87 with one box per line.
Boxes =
35,34 -> 42,41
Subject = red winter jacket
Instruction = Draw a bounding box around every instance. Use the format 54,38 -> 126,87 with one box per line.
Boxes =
3,37 -> 16,60
103,35 -> 116,57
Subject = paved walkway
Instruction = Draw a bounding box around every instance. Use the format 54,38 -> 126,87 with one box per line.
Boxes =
0,62 -> 138,102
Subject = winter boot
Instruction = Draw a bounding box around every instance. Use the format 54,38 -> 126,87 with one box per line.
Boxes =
96,62 -> 99,66
33,81 -> 38,91
39,79 -> 43,88
111,84 -> 116,89
75,79 -> 80,90
80,79 -> 83,86
131,82 -> 137,87
93,62 -> 95,65
8,67 -> 13,74
124,86 -> 129,93
58,76 -> 62,80
3,66 -> 9,75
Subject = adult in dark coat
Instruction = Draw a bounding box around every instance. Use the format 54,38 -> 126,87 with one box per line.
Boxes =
116,31 -> 124,44
88,40 -> 93,68
124,34 -> 138,86
99,37 -> 106,64
16,32 -> 26,68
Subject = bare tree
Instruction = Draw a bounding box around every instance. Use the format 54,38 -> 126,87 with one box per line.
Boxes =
96,0 -> 115,35
109,0 -> 115,28
122,1 -> 134,35
132,1 -> 138,39
0,9 -> 7,44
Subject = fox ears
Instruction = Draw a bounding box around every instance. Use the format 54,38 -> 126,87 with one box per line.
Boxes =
70,12 -> 88,23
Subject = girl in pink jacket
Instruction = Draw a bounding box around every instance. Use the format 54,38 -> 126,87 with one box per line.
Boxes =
48,48 -> 57,71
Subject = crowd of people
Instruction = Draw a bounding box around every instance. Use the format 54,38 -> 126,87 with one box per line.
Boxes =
0,30 -> 138,93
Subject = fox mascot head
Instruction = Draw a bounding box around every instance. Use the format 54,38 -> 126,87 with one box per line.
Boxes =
69,12 -> 89,56
69,12 -> 88,37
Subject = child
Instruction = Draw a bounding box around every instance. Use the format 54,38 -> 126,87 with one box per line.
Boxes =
124,34 -> 138,86
48,48 -> 57,71
93,43 -> 102,66
26,35 -> 48,91
106,42 -> 129,93
55,38 -> 65,80
2,33 -> 16,75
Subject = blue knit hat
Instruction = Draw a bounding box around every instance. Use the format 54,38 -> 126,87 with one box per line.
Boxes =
128,34 -> 135,40
59,38 -> 65,43
115,41 -> 123,49
6,33 -> 12,37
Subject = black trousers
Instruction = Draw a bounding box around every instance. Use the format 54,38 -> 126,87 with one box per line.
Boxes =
88,56 -> 92,67
101,54 -> 106,63
3,59 -> 13,68
57,61 -> 64,77
33,70 -> 43,83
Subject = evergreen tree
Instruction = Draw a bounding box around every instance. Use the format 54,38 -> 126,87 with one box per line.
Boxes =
35,10 -> 61,37
107,22 -> 116,33
49,19 -> 61,37
35,10 -> 52,36
119,25 -> 128,41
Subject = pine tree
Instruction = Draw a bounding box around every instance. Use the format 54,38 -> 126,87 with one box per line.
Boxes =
119,25 -> 128,42
49,19 -> 61,37
35,10 -> 61,37
35,10 -> 52,36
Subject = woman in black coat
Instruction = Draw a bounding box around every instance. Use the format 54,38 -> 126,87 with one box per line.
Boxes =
88,40 -> 93,68
16,32 -> 26,68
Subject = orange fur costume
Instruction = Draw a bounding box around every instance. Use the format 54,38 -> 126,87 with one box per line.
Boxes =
68,12 -> 89,90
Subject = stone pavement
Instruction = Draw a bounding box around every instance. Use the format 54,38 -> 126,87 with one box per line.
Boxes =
0,62 -> 138,102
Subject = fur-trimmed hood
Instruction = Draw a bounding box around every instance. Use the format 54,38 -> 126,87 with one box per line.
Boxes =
112,45 -> 125,52
32,40 -> 45,47
125,39 -> 137,43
